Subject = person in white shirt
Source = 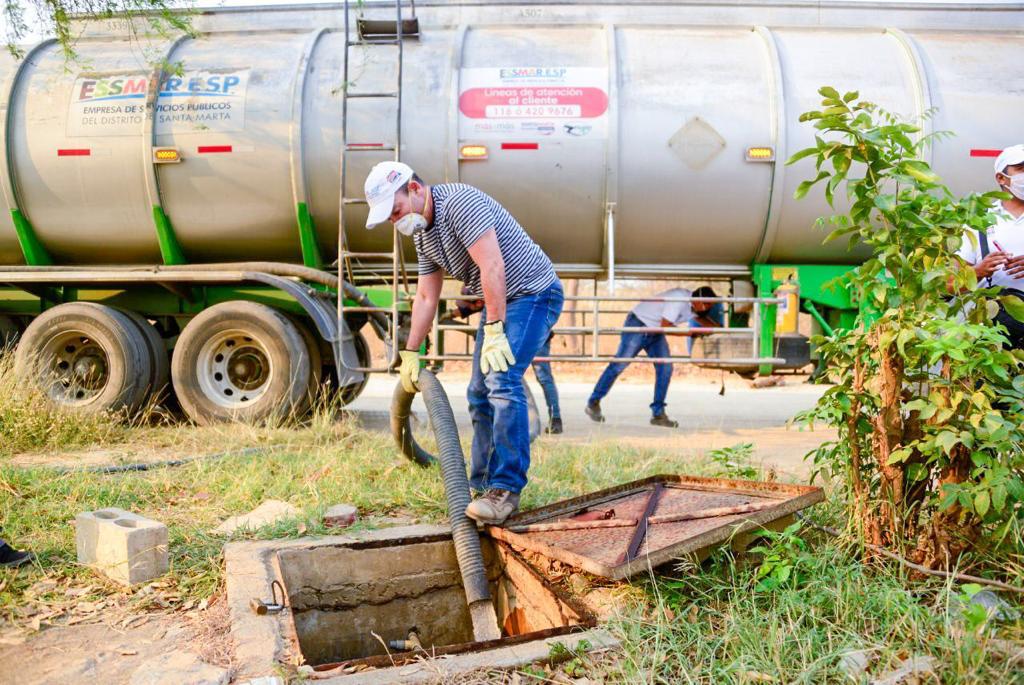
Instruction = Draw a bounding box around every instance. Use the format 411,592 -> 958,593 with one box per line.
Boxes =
956,144 -> 1024,347
586,286 -> 721,427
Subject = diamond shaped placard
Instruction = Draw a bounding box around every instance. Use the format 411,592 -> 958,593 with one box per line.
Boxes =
669,116 -> 726,171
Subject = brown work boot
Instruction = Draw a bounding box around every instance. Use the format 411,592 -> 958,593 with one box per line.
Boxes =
585,401 -> 605,423
465,488 -> 520,526
650,413 -> 679,428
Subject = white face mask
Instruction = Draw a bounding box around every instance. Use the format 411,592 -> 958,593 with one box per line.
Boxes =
1005,172 -> 1024,201
395,212 -> 428,236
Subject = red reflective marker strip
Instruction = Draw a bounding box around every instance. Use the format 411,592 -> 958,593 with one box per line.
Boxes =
57,149 -> 90,157
970,149 -> 1001,158
501,142 -> 539,150
197,145 -> 232,154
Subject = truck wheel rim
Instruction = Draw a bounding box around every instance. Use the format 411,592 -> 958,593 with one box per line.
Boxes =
43,331 -> 110,405
197,329 -> 274,410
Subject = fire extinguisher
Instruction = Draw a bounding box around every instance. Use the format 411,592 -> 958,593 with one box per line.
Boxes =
775,279 -> 800,334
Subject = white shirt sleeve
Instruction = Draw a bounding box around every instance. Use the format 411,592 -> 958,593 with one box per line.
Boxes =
957,229 -> 981,266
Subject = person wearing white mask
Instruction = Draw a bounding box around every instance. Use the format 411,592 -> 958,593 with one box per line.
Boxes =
956,144 -> 1024,347
363,161 -> 563,525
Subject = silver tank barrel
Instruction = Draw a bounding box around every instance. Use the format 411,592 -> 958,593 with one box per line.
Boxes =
1,1 -> 1022,272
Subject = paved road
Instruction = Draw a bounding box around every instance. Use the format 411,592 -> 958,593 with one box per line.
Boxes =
347,373 -> 835,482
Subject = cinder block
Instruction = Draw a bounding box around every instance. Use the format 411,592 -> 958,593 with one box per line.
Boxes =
76,507 -> 168,586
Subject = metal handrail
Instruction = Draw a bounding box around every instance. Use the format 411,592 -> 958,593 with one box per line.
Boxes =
423,354 -> 786,366
435,323 -> 756,335
429,291 -> 785,367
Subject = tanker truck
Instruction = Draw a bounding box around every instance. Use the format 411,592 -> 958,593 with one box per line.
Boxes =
0,0 -> 1021,423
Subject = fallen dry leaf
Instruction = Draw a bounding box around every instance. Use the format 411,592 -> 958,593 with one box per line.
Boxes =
119,649 -> 138,656
119,614 -> 148,629
26,580 -> 57,597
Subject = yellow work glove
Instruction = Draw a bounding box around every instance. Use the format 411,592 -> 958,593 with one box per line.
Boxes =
480,321 -> 516,374
398,349 -> 421,393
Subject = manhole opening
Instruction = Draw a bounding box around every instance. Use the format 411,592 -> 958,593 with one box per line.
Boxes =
275,534 -> 593,668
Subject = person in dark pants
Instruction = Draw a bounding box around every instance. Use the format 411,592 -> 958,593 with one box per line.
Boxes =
364,161 -> 563,525
0,536 -> 34,568
532,332 -> 562,434
586,286 -> 721,427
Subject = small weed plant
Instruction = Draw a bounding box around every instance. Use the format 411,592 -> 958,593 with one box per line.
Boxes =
707,442 -> 760,480
748,521 -> 814,592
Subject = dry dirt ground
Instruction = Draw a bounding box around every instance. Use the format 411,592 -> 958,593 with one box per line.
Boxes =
0,587 -> 236,685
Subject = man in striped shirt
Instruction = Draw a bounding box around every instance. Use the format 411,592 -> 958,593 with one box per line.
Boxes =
364,162 -> 563,525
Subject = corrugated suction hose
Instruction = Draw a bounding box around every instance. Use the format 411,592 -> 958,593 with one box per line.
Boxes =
404,369 -> 500,641
392,375 -> 541,467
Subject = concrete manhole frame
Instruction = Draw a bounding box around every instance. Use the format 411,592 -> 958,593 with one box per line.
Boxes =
225,524 -> 618,684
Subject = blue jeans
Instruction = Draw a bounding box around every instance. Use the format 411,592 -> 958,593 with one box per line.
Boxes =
687,302 -> 725,353
589,313 -> 672,417
468,282 -> 564,493
531,339 -> 560,420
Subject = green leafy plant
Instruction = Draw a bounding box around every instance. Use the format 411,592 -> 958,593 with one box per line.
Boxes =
748,521 -> 813,592
792,87 -> 1024,570
707,442 -> 759,480
956,584 -> 992,634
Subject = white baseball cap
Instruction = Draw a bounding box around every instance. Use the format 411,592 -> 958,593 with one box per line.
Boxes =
364,161 -> 415,228
994,144 -> 1024,174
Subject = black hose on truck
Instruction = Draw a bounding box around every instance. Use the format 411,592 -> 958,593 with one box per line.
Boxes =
399,369 -> 500,641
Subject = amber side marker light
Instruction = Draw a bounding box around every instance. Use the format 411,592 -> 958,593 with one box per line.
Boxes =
459,144 -> 489,160
745,146 -> 775,162
153,147 -> 182,164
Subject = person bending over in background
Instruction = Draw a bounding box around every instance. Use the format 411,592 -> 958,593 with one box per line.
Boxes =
585,286 -> 721,428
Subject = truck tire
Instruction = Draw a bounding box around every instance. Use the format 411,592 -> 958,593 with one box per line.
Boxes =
338,330 -> 370,406
15,303 -> 151,415
286,314 -> 323,414
172,301 -> 311,425
117,309 -> 170,406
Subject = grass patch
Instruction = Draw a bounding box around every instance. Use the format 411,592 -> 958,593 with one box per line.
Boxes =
604,535 -> 1024,684
0,352 -> 137,457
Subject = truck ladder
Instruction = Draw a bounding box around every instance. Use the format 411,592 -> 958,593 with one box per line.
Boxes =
336,0 -> 417,373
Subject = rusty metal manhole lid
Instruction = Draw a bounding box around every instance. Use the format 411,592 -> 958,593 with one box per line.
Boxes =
486,474 -> 824,580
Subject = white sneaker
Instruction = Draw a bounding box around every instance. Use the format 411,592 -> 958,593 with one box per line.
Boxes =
465,488 -> 520,526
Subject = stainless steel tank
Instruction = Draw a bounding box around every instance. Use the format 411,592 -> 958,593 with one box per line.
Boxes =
1,1 -> 1022,273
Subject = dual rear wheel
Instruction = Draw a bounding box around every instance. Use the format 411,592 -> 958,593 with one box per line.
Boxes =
15,301 -> 369,424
